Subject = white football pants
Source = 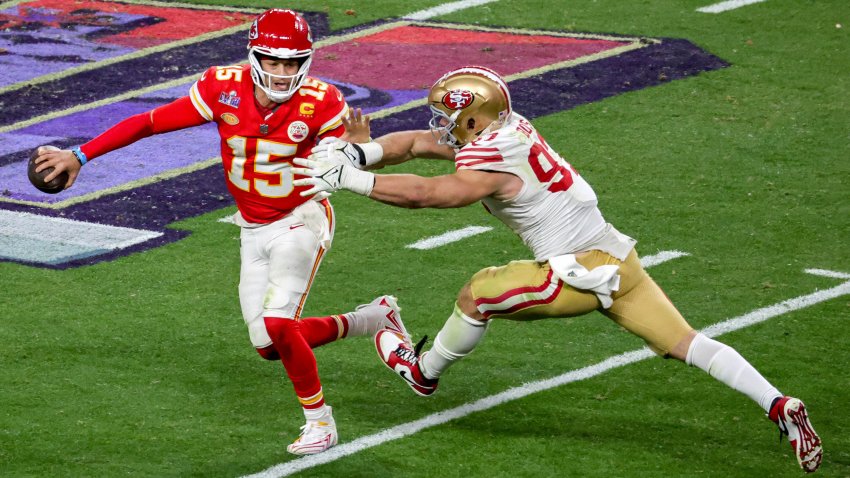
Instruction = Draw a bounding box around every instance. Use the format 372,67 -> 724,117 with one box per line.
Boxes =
237,199 -> 335,348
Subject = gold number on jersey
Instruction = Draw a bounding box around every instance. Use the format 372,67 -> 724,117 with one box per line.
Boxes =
299,77 -> 328,101
226,136 -> 298,198
215,66 -> 244,82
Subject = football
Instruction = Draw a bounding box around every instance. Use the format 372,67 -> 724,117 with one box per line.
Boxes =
27,145 -> 68,194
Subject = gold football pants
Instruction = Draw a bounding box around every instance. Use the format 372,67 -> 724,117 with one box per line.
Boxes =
469,249 -> 693,356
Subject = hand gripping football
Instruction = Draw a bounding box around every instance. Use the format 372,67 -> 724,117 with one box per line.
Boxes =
27,145 -> 68,194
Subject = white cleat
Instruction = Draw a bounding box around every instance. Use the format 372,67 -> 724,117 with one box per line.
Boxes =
355,295 -> 410,343
286,407 -> 338,456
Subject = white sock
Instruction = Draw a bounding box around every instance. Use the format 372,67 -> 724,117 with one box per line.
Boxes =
686,333 -> 783,412
303,404 -> 332,422
420,303 -> 488,380
342,309 -> 367,337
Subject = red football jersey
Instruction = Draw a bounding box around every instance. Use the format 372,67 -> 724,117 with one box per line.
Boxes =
190,64 -> 348,223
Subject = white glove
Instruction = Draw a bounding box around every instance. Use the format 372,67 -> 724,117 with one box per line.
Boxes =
309,140 -> 383,169
292,157 -> 375,197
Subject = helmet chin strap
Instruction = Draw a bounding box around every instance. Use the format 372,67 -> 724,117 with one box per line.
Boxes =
469,119 -> 504,143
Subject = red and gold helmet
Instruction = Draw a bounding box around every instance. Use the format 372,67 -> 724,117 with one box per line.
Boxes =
247,9 -> 313,103
428,66 -> 512,147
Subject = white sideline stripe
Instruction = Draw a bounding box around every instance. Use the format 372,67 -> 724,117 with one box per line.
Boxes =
405,226 -> 493,250
697,0 -> 765,13
241,250 -> 683,477
403,0 -> 500,20
243,266 -> 850,478
0,210 -> 162,264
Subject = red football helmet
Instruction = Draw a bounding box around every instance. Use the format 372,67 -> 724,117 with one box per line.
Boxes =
247,9 -> 313,103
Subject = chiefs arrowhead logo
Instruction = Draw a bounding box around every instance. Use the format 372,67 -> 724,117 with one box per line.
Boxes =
442,89 -> 474,110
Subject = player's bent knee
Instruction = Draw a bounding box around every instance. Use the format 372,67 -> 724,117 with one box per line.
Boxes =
457,282 -> 486,321
256,345 -> 280,361
263,316 -> 298,347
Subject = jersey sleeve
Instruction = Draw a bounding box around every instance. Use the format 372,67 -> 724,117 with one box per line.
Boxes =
454,131 -> 527,173
81,96 -> 207,161
189,66 -> 221,122
315,83 -> 350,140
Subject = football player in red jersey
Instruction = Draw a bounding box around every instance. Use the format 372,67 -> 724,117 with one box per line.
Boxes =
32,9 -> 410,456
293,66 -> 823,472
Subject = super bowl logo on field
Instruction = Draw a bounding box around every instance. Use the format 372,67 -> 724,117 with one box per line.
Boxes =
0,2 -> 727,268
443,89 -> 474,110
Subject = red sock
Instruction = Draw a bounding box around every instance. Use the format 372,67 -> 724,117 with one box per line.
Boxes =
264,317 -> 325,409
300,314 -> 349,348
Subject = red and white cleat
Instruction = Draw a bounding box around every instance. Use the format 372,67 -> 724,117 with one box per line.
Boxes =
770,397 -> 822,473
375,330 -> 438,397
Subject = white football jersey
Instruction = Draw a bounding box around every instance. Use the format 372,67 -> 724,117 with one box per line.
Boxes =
455,113 -> 634,261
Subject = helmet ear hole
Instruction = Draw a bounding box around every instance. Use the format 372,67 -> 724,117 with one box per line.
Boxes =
467,118 -> 476,130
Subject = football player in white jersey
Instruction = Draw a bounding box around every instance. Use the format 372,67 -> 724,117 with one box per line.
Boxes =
292,66 -> 822,472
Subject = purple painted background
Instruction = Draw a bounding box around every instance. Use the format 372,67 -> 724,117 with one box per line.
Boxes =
0,14 -> 728,268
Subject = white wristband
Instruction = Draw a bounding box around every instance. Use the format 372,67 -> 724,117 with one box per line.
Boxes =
341,166 -> 375,197
356,142 -> 383,167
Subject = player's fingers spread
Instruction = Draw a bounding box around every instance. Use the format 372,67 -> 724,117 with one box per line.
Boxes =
43,169 -> 59,183
292,157 -> 315,168
297,185 -> 319,197
291,168 -> 315,177
33,151 -> 52,166
307,149 -> 326,160
33,157 -> 53,173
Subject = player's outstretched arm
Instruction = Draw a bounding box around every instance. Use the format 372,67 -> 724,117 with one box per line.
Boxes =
373,130 -> 455,167
309,130 -> 454,172
293,155 -> 513,209
369,169 -> 508,209
35,96 -> 207,188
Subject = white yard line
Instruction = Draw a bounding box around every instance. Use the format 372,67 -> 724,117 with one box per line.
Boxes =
640,250 -> 689,268
403,0 -> 500,20
405,226 -> 493,250
242,265 -> 849,478
697,0 -> 766,14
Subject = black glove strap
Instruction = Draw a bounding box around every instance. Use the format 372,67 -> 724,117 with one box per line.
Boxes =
350,143 -> 367,166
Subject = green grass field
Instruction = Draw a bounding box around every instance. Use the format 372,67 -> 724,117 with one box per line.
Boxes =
1,0 -> 848,476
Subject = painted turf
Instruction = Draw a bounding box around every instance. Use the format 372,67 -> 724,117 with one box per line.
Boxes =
0,1 -> 727,268
243,263 -> 850,478
0,210 -> 162,264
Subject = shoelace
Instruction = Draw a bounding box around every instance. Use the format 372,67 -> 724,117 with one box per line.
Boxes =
296,420 -> 332,439
394,335 -> 429,363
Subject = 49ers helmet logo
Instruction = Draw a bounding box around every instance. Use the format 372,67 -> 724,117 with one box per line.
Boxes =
442,89 -> 474,110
